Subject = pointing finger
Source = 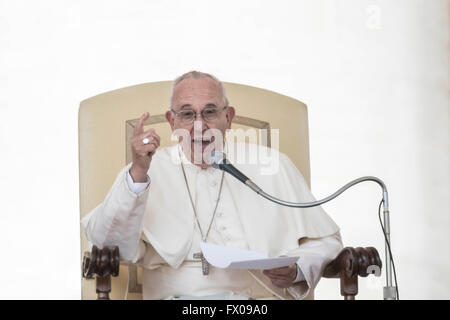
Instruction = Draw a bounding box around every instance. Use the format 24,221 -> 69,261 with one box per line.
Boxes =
135,112 -> 150,135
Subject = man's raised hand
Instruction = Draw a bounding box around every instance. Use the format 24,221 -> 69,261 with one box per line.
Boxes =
129,112 -> 161,182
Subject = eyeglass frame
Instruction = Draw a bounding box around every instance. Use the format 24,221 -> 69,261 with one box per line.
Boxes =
170,105 -> 229,123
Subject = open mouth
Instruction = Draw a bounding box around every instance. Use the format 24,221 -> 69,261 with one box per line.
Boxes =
191,136 -> 215,149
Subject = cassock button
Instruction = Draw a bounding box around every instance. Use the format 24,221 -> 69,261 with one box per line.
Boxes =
210,180 -> 217,187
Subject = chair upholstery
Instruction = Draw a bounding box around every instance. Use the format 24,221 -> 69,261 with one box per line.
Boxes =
79,80 -> 311,299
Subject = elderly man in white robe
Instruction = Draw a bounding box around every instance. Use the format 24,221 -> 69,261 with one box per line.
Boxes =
82,71 -> 343,300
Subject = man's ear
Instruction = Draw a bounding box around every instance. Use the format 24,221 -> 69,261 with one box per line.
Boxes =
165,110 -> 175,130
226,106 -> 235,129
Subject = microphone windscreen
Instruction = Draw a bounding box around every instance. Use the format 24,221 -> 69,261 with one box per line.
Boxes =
210,151 -> 226,168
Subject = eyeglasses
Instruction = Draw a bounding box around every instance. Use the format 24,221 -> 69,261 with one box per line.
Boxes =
171,106 -> 228,124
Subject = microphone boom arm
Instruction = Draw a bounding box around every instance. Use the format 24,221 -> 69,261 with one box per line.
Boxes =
246,175 -> 396,300
211,151 -> 396,299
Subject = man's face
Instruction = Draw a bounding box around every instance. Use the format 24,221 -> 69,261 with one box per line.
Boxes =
166,77 -> 235,165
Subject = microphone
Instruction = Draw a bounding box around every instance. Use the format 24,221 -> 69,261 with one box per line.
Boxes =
210,151 -> 397,299
210,151 -> 262,193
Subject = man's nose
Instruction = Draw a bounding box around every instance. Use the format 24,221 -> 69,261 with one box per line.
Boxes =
193,119 -> 208,138
194,113 -> 208,130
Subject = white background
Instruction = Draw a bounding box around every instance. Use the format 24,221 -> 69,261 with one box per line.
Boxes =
0,0 -> 448,299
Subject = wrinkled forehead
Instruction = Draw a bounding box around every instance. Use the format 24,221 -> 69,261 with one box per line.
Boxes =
172,77 -> 224,109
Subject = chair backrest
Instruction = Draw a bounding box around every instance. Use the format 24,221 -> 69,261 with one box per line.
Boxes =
79,80 -> 311,299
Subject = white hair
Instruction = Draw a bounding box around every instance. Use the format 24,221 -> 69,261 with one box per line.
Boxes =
169,70 -> 229,108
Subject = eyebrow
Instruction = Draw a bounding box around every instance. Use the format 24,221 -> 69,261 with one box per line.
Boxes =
179,103 -> 218,109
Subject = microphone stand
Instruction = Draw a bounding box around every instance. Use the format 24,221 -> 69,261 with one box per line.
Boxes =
211,152 -> 397,299
245,176 -> 397,300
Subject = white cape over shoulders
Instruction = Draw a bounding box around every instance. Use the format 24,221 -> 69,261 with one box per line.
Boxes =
141,143 -> 340,269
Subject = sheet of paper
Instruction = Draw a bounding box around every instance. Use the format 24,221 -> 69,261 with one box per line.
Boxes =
200,242 -> 299,270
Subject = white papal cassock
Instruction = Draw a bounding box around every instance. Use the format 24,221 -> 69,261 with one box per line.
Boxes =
82,143 -> 342,300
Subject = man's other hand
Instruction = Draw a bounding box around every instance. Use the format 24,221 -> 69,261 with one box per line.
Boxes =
263,263 -> 298,288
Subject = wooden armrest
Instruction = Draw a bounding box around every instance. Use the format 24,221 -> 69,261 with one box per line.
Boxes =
81,245 -> 381,300
82,246 -> 120,300
323,247 -> 382,300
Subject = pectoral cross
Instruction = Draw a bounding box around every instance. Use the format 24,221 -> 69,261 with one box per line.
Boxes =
193,252 -> 210,275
